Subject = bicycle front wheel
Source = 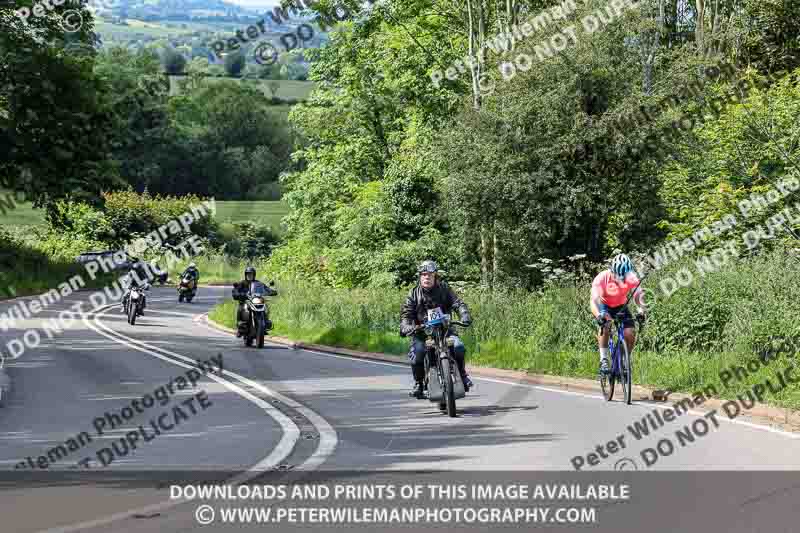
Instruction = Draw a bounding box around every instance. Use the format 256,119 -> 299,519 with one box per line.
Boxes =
601,342 -> 616,402
621,341 -> 632,405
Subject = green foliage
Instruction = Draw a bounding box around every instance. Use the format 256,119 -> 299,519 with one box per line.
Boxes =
222,221 -> 280,259
101,189 -> 217,249
0,228 -> 113,299
1,6 -> 126,211
162,47 -> 187,74
656,67 -> 800,252
224,50 -> 246,77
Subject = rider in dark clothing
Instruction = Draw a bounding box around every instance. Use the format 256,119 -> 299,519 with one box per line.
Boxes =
122,258 -> 153,315
233,266 -> 277,337
181,263 -> 199,282
180,263 -> 199,296
400,260 -> 473,399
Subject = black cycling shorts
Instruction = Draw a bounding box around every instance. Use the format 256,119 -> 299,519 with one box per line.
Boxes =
598,304 -> 636,329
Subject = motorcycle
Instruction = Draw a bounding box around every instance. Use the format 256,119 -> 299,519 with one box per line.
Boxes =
237,281 -> 276,349
178,275 -> 197,303
420,307 -> 469,418
123,283 -> 148,325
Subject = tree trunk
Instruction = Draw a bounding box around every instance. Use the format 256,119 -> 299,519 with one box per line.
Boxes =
492,223 -> 500,287
695,0 -> 705,56
480,223 -> 492,287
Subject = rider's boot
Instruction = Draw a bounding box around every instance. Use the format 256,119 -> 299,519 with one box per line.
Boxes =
236,320 -> 248,338
456,358 -> 472,391
409,366 -> 425,399
409,381 -> 425,399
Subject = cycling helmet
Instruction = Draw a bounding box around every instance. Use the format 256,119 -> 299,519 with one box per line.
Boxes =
610,254 -> 633,280
188,262 -> 197,269
244,266 -> 256,281
417,260 -> 438,274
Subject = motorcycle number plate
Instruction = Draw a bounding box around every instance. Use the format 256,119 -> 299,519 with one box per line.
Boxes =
426,307 -> 444,321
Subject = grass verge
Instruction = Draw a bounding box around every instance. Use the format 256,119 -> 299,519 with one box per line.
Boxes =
207,272 -> 800,412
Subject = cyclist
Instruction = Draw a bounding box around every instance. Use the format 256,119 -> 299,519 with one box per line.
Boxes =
590,253 -> 647,374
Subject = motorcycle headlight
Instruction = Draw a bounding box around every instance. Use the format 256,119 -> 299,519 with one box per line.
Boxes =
131,293 -> 140,300
252,298 -> 264,304
446,337 -> 455,347
425,339 -> 435,348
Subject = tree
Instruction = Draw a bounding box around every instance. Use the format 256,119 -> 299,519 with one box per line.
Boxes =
0,4 -> 126,213
224,50 -> 246,77
163,47 -> 187,74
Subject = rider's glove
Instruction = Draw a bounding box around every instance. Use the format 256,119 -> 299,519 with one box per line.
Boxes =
400,323 -> 417,337
595,314 -> 608,327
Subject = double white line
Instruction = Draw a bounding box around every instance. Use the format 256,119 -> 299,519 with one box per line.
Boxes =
39,298 -> 337,533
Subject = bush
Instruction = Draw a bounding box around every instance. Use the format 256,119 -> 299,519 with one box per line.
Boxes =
222,221 -> 279,259
101,189 -> 218,249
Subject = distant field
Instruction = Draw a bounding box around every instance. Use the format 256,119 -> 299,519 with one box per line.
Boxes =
0,192 -> 44,227
0,194 -> 289,233
172,76 -> 316,100
214,200 -> 289,233
96,20 -> 199,39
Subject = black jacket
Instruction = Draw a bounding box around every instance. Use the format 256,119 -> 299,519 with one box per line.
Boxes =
181,267 -> 199,281
233,280 -> 278,301
400,281 -> 471,337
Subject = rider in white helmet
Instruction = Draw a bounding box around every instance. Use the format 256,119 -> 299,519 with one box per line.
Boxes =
590,253 -> 647,374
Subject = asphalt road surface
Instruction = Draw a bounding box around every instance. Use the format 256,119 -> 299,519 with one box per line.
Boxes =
1,287 -> 800,533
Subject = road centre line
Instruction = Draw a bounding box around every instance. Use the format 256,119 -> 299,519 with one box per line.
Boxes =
43,300 -> 333,533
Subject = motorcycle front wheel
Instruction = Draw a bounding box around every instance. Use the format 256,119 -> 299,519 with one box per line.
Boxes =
440,357 -> 456,418
257,317 -> 265,348
127,300 -> 137,325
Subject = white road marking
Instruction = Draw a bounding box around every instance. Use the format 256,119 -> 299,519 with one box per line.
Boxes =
198,313 -> 800,441
40,298 -> 336,533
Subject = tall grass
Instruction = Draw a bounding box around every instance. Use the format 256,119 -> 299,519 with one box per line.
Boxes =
208,249 -> 800,410
0,229 -> 116,299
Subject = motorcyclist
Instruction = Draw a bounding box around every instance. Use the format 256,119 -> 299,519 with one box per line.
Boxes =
400,260 -> 473,399
232,266 -> 277,337
121,258 -> 152,316
180,262 -> 200,294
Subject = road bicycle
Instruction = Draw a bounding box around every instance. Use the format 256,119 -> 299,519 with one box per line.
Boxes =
594,275 -> 647,405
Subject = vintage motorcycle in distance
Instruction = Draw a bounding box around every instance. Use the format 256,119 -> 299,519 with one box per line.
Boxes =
235,281 -> 276,348
123,283 -> 148,325
421,307 -> 469,418
178,275 -> 197,303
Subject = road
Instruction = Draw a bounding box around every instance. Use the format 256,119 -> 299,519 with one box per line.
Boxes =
1,287 -> 799,532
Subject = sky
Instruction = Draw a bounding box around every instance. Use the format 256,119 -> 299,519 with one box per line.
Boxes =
224,0 -> 279,8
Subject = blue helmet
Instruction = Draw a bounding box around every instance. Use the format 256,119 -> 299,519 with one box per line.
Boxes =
610,254 -> 633,280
